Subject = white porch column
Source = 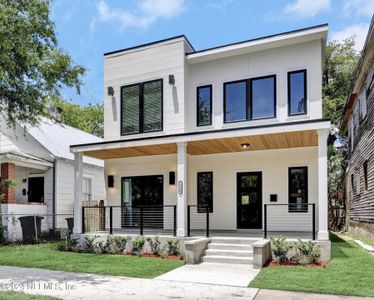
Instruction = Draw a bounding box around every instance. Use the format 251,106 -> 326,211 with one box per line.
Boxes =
317,129 -> 329,240
73,152 -> 83,234
177,142 -> 187,237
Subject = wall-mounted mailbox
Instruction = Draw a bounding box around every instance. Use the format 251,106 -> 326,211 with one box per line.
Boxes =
270,194 -> 277,202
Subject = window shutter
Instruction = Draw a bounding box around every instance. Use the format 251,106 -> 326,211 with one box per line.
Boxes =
143,80 -> 162,132
122,85 -> 140,134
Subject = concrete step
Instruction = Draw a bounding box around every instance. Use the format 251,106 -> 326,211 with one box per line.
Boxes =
209,237 -> 259,245
205,249 -> 253,257
202,255 -> 253,264
208,243 -> 252,251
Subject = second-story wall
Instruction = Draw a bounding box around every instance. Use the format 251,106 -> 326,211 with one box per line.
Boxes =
104,37 -> 191,141
185,39 -> 323,131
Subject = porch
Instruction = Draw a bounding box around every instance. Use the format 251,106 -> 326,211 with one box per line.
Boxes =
71,120 -> 330,242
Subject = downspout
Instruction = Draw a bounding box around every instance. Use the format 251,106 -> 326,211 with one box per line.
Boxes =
52,159 -> 57,229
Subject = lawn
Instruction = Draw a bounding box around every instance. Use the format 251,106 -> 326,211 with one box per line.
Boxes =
342,232 -> 374,248
249,232 -> 374,297
0,243 -> 184,278
0,291 -> 58,300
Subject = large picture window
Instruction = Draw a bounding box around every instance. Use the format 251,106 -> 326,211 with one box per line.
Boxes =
288,167 -> 308,212
224,75 -> 276,123
288,70 -> 307,116
197,85 -> 212,126
197,172 -> 213,213
121,79 -> 163,135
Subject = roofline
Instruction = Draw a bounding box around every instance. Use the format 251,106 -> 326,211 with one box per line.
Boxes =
70,118 -> 331,150
341,15 -> 374,133
186,23 -> 328,56
103,23 -> 328,58
104,34 -> 195,56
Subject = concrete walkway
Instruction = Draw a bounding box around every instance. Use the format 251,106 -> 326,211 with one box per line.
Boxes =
0,266 -> 259,299
156,262 -> 259,287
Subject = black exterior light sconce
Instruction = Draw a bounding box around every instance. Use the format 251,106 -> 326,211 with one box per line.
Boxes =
240,143 -> 250,149
169,172 -> 176,185
108,175 -> 114,188
168,74 -> 175,86
107,86 -> 114,96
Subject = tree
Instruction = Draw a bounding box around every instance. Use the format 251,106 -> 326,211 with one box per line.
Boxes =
0,0 -> 85,126
54,99 -> 104,137
323,38 -> 360,230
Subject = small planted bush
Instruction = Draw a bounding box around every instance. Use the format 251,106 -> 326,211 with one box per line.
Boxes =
146,236 -> 161,256
293,239 -> 321,264
110,236 -> 128,254
132,237 -> 146,256
166,239 -> 180,256
270,236 -> 290,263
83,236 -> 97,252
56,238 -> 78,252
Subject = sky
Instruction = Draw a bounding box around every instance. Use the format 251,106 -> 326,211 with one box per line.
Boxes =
51,0 -> 374,106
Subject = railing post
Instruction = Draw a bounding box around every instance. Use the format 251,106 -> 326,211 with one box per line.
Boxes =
312,203 -> 316,240
82,206 -> 85,234
187,205 -> 191,237
173,205 -> 177,236
34,215 -> 38,243
264,204 -> 267,239
140,207 -> 143,235
109,206 -> 113,235
206,207 -> 209,238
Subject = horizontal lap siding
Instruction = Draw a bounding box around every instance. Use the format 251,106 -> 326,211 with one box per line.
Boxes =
347,83 -> 374,224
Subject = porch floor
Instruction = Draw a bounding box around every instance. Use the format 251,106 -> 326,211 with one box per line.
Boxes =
83,228 -> 315,240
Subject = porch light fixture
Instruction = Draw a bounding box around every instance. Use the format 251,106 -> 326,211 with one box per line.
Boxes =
108,175 -> 114,188
240,143 -> 250,149
169,171 -> 176,185
107,86 -> 114,96
168,74 -> 175,86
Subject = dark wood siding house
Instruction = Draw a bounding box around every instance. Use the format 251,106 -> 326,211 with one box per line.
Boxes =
342,17 -> 374,238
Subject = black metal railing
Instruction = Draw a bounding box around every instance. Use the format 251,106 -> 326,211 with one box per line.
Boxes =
82,205 -> 177,236
187,205 -> 210,237
264,203 -> 316,240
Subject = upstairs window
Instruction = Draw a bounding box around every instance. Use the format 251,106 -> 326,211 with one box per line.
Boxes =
197,85 -> 212,126
197,172 -> 213,213
288,70 -> 307,116
224,75 -> 276,123
359,89 -> 367,120
82,177 -> 92,201
121,79 -> 163,135
288,167 -> 308,212
250,75 -> 276,119
224,80 -> 247,123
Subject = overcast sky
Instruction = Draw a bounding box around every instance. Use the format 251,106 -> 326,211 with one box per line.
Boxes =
51,0 -> 374,106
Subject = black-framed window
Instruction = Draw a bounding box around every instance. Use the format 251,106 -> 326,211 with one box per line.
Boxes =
121,79 -> 163,135
288,70 -> 307,116
197,172 -> 213,213
364,161 -> 369,191
250,75 -> 276,120
288,167 -> 308,212
197,85 -> 212,126
224,75 -> 276,123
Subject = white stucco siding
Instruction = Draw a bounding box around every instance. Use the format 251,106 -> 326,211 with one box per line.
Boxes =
56,159 -> 105,217
104,146 -> 318,232
104,39 -> 188,141
186,40 -> 323,132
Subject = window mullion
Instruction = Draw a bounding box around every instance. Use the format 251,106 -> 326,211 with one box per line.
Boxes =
139,83 -> 144,133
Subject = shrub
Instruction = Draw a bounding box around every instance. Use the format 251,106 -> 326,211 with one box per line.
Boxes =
110,236 -> 128,253
94,239 -> 111,254
56,238 -> 78,252
83,236 -> 97,252
132,237 -> 146,256
270,236 -> 291,263
146,236 -> 161,256
166,239 -> 180,256
294,239 -> 320,264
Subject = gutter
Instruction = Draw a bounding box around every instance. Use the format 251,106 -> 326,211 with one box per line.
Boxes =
52,159 -> 57,229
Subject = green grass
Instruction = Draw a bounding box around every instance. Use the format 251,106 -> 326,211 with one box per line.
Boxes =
343,232 -> 374,248
249,232 -> 374,297
0,243 -> 184,278
0,291 -> 58,300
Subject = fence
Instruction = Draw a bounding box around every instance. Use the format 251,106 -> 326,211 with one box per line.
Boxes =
82,205 -> 177,236
264,203 -> 316,240
0,213 -> 74,243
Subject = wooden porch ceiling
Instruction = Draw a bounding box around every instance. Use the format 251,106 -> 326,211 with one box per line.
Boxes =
83,130 -> 318,159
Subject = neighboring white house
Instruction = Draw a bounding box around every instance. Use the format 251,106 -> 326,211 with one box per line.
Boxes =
0,115 -> 105,240
70,25 -> 330,248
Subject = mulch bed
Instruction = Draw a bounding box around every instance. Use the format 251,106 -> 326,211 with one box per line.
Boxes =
266,260 -> 323,268
125,252 -> 184,260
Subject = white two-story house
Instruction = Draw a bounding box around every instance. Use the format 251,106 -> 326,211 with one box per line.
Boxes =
71,24 -> 330,258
